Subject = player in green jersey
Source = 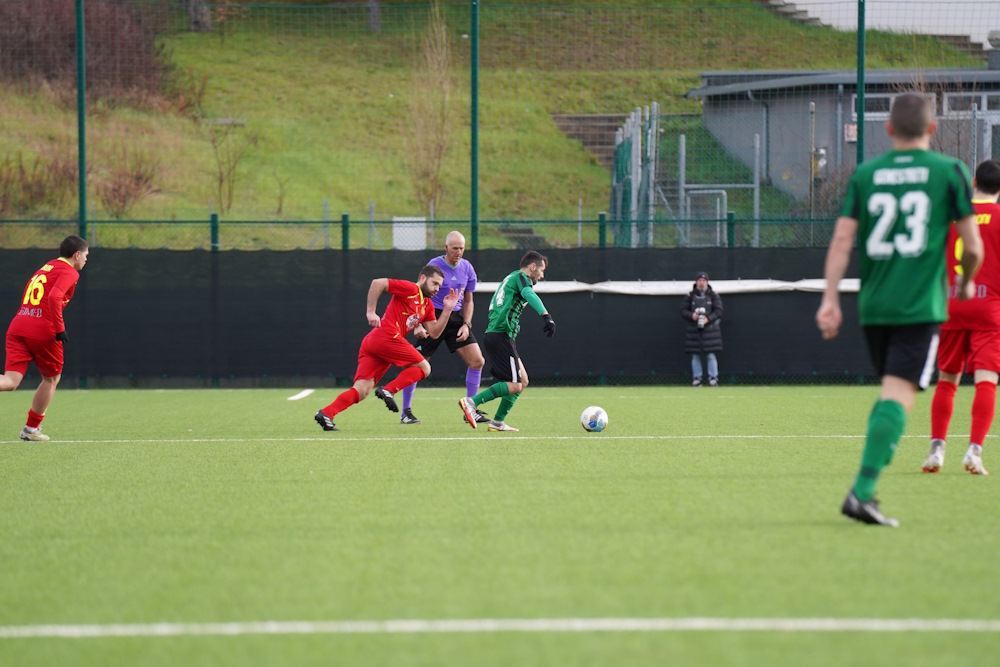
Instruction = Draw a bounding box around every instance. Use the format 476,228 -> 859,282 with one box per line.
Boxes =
817,91 -> 984,527
459,251 -> 555,432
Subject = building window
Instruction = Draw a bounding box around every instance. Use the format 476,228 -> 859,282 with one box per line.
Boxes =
851,93 -> 937,120
944,93 -> 985,113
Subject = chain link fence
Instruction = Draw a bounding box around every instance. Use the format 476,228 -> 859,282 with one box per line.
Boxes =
1,1 -> 998,249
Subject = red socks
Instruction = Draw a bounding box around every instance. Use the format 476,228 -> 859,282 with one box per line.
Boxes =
383,366 -> 427,394
324,388 -> 360,418
322,368 -> 429,419
970,381 -> 997,447
931,381 -> 957,441
26,409 -> 44,429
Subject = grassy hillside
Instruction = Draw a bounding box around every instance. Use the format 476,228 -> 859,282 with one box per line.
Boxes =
0,1 -> 982,227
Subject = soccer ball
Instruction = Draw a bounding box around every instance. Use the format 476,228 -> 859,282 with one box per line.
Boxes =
580,406 -> 608,432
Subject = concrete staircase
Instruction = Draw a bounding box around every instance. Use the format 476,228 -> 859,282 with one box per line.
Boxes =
751,0 -> 824,27
551,113 -> 626,169
752,0 -> 987,60
931,34 -> 988,60
495,224 -> 547,250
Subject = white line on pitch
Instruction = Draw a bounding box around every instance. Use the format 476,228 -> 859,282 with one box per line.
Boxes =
5,434 -> 876,444
2,617 -> 1000,639
286,390 -> 315,401
12,433 -> 966,445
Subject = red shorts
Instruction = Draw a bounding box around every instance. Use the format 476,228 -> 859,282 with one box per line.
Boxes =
937,328 -> 1000,375
354,332 -> 424,383
5,333 -> 64,376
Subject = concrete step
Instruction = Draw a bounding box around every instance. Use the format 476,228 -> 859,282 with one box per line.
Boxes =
496,225 -> 546,249
749,0 -> 827,27
931,34 -> 987,59
551,113 -> 626,169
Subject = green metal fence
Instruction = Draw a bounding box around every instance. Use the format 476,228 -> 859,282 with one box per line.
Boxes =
0,215 -> 835,250
1,1 -> 998,249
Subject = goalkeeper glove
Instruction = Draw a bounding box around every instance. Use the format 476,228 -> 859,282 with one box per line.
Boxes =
55,331 -> 68,342
541,314 -> 556,338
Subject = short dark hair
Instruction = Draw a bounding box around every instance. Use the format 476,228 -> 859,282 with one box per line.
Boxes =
889,92 -> 934,140
975,160 -> 1000,196
520,250 -> 547,269
59,235 -> 88,258
418,264 -> 444,281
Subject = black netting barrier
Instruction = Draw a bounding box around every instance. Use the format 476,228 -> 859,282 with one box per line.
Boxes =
0,248 -> 872,387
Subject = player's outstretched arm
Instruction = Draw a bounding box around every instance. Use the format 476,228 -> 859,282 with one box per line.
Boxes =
425,289 -> 460,339
366,278 -> 389,328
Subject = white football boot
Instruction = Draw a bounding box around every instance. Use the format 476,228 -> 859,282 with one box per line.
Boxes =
922,440 -> 945,473
962,444 -> 989,476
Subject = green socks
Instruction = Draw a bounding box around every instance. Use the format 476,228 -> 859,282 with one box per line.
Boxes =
471,381 -> 509,406
494,393 -> 520,422
853,399 -> 907,502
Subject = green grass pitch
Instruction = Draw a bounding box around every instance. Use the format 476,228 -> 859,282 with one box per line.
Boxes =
2,385 -> 999,665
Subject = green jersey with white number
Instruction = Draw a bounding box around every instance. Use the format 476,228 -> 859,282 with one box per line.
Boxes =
843,148 -> 974,325
486,269 -> 548,337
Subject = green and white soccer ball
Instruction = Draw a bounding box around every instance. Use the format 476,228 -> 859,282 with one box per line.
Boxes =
580,406 -> 608,432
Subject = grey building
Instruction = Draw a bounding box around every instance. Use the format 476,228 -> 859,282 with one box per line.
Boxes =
684,68 -> 1000,204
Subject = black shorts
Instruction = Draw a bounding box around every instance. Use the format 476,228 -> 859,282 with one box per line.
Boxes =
414,310 -> 478,358
863,323 -> 940,390
482,332 -> 521,383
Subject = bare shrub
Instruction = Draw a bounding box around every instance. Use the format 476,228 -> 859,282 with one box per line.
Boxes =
0,152 -> 78,218
95,146 -> 159,219
165,67 -> 209,119
207,123 -> 258,215
789,165 -> 854,219
0,0 -> 168,105
213,0 -> 249,46
273,170 -> 290,217
407,1 -> 452,215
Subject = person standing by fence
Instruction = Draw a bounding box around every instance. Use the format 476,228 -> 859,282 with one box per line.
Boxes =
681,271 -> 723,387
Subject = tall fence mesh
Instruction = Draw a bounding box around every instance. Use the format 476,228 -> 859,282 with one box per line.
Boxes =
1,1 -> 999,250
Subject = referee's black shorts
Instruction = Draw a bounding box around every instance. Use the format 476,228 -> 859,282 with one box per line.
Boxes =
863,323 -> 940,390
482,332 -> 521,383
414,310 -> 478,358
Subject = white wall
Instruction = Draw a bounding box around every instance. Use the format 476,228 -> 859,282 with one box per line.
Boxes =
792,0 -> 999,49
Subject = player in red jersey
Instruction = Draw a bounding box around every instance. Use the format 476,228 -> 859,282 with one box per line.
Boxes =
314,264 -> 459,431
1,236 -> 89,441
924,160 -> 1000,475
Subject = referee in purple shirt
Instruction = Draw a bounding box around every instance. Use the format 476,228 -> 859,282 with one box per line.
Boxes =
401,230 -> 489,425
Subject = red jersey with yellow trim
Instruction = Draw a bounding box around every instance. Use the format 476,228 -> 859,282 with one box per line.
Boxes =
370,279 -> 436,340
944,200 -> 1000,330
7,257 -> 80,339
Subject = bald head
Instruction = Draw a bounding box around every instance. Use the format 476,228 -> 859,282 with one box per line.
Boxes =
443,231 -> 466,266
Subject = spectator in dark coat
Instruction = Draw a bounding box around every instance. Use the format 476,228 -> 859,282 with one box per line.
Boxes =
680,271 -> 723,386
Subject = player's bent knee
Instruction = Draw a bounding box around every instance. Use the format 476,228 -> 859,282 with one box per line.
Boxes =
0,373 -> 22,391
